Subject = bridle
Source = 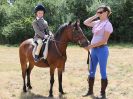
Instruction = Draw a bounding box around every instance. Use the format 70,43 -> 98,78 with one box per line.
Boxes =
72,26 -> 85,45
49,25 -> 84,57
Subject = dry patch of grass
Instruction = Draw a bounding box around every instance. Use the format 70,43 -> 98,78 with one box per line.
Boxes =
0,45 -> 133,99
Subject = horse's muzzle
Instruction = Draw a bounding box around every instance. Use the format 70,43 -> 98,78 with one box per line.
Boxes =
79,39 -> 90,47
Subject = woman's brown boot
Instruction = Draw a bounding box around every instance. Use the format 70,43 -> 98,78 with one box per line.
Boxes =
83,77 -> 95,97
96,79 -> 108,99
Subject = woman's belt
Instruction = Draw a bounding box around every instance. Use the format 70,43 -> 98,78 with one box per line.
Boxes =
94,44 -> 107,48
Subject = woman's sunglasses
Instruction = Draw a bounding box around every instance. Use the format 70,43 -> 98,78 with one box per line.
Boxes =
97,11 -> 105,14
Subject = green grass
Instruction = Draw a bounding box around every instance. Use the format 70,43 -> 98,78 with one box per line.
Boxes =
0,45 -> 133,99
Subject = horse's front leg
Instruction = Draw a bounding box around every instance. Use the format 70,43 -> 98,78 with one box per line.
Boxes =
58,68 -> 65,95
49,67 -> 55,97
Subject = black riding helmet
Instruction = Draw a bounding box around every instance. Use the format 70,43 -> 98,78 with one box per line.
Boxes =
34,4 -> 46,14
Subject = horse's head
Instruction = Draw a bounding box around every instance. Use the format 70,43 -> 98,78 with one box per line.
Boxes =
55,21 -> 89,47
66,20 -> 90,47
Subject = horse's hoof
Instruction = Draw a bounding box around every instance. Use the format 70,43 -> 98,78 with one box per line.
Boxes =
60,91 -> 66,95
28,86 -> 32,90
48,94 -> 53,98
23,88 -> 27,93
23,90 -> 27,93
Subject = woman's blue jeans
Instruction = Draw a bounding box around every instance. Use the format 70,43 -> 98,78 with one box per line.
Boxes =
89,45 -> 109,79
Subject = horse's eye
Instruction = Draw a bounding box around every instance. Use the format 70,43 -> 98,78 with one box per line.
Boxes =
75,29 -> 80,34
73,30 -> 77,34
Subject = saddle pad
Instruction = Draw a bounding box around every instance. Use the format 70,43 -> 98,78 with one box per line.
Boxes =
32,37 -> 50,60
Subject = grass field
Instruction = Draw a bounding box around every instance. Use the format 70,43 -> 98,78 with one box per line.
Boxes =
0,45 -> 133,99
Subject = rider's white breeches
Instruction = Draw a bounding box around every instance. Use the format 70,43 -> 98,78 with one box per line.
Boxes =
35,38 -> 43,55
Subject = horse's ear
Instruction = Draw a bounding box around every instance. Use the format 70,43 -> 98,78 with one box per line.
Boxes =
76,19 -> 80,26
74,19 -> 80,28
68,21 -> 72,25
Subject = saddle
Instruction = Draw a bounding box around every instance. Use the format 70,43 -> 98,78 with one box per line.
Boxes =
32,36 -> 51,62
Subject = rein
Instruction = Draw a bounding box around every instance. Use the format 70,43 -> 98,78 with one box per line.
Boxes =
48,25 -> 82,58
53,40 -> 64,57
50,37 -> 66,44
49,37 -> 67,57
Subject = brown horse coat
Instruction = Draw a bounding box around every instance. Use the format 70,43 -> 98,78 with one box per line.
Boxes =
19,21 -> 89,97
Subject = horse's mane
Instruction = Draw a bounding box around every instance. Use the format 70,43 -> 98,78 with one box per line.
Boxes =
55,23 -> 68,38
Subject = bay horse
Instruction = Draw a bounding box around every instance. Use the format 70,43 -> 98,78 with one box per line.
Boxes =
19,21 -> 89,97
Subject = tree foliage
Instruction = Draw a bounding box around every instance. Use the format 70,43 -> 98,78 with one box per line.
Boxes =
0,0 -> 132,44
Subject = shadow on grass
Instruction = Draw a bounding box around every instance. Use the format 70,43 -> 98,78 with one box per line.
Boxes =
88,95 -> 96,99
82,94 -> 98,99
20,91 -> 68,99
89,95 -> 108,99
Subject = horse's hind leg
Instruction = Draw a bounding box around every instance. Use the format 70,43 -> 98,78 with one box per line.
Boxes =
27,63 -> 34,90
21,63 -> 27,92
19,50 -> 28,92
49,67 -> 55,97
58,68 -> 65,95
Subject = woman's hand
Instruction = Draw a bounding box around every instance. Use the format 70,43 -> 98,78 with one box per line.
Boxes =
83,14 -> 99,27
84,45 -> 92,51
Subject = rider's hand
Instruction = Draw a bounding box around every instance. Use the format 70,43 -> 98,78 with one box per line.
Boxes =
49,31 -> 54,37
44,35 -> 49,39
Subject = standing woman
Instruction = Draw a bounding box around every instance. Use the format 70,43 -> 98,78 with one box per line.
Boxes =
83,5 -> 113,99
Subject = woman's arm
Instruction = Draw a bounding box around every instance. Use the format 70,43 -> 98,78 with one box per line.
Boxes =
83,14 -> 98,27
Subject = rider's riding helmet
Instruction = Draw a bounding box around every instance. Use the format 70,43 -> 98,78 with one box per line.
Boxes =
34,4 -> 46,14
